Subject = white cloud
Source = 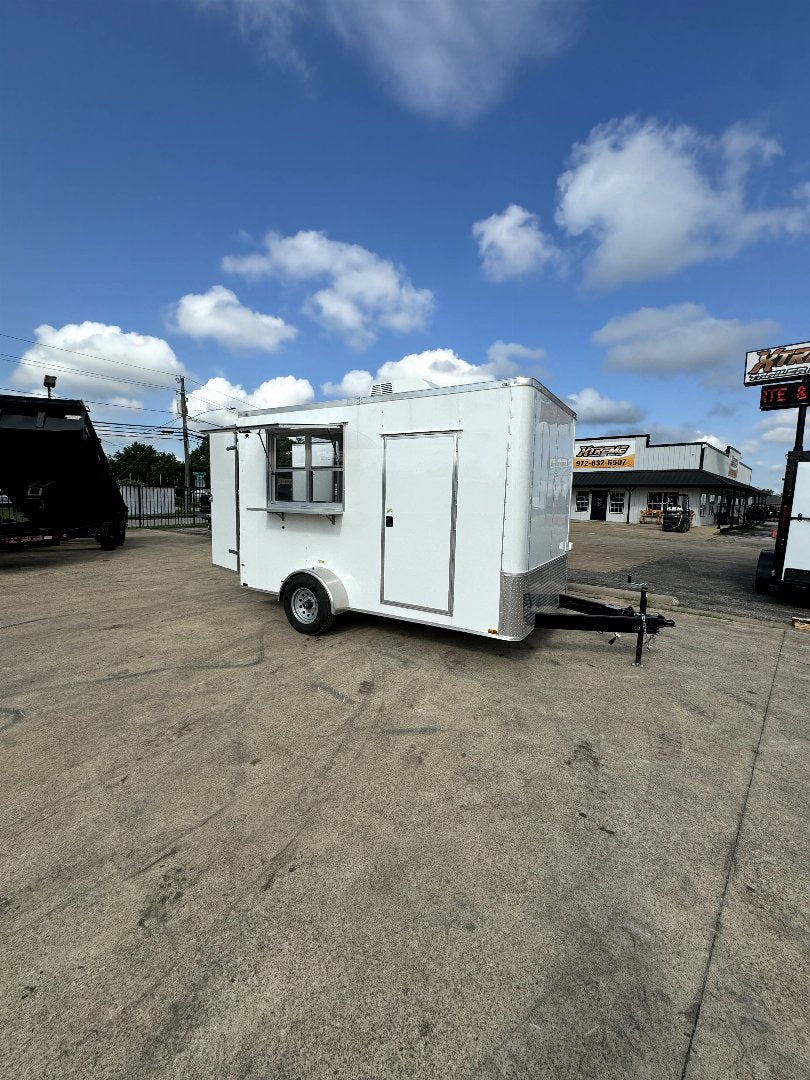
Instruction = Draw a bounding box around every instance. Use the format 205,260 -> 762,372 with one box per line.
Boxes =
195,0 -> 306,69
326,0 -> 578,121
645,423 -> 735,450
375,347 -> 494,386
756,410 -> 799,445
320,369 -> 375,398
760,427 -> 797,444
566,387 -> 643,426
11,321 -> 184,405
321,345 -> 524,399
486,340 -> 546,375
473,204 -> 559,281
223,229 -> 433,348
556,118 -> 810,287
184,374 -> 314,425
197,0 -> 578,122
593,302 -> 779,385
171,285 -> 297,352
692,431 -> 727,450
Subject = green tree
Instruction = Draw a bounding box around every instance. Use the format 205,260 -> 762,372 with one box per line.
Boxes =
108,442 -> 184,485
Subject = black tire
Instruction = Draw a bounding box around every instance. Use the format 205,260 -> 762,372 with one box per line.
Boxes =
98,522 -> 117,551
754,549 -> 774,594
282,574 -> 335,636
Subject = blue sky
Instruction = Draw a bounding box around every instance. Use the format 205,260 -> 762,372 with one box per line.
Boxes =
2,0 -> 809,486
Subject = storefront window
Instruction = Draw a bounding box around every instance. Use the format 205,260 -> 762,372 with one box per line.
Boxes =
575,492 -> 589,512
609,492 -> 624,514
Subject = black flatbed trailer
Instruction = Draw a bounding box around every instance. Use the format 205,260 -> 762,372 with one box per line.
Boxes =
0,394 -> 127,551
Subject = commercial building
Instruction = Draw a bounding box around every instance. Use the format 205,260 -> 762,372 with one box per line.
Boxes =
570,434 -> 763,527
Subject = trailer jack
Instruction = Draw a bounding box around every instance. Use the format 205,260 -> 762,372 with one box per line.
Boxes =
533,587 -> 675,666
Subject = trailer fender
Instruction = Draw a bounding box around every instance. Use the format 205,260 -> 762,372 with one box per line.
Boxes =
280,568 -> 349,615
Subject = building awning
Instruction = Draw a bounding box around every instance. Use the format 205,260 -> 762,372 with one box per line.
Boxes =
571,469 -> 763,494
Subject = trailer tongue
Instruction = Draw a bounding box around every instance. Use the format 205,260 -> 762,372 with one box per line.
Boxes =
535,588 -> 676,666
0,394 -> 127,551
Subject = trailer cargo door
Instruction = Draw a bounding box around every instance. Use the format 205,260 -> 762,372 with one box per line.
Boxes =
784,459 -> 810,580
381,432 -> 457,615
210,431 -> 239,572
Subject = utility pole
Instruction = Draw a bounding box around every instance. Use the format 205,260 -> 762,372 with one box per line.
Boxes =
177,376 -> 191,495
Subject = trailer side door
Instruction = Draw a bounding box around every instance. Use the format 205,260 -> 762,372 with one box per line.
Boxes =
210,430 -> 239,571
381,432 -> 458,615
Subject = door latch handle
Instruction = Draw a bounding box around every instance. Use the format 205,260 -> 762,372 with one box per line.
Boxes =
385,515 -> 394,527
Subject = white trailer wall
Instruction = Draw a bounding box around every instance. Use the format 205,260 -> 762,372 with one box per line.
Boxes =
234,386 -> 516,633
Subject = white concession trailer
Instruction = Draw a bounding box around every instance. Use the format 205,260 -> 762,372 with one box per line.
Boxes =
209,377 -> 576,640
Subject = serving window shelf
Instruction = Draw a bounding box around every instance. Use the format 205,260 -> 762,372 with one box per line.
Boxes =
247,503 -> 343,523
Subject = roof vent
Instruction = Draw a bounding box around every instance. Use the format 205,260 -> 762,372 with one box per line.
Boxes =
369,377 -> 436,397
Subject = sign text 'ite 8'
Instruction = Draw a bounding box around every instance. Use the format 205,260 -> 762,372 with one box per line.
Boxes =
759,381 -> 810,411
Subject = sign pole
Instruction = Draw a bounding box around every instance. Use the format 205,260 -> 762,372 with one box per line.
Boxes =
794,405 -> 807,452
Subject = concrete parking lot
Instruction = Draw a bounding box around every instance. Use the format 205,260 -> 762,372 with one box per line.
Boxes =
568,520 -> 809,623
1,530 -> 808,1079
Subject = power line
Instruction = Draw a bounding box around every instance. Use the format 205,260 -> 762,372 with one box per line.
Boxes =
0,331 -> 186,380
1,350 -> 255,410
0,329 -> 259,409
0,353 -> 176,391
0,385 -> 173,414
95,422 -> 179,433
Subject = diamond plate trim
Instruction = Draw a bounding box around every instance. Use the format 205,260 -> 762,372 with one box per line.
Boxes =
498,554 -> 568,638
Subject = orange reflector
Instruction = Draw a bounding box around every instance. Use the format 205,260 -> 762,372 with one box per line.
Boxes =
487,628 -> 498,635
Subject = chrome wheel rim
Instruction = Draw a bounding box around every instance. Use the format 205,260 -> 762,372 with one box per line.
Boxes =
291,586 -> 318,625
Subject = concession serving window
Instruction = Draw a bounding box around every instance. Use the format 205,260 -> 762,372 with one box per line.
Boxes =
262,425 -> 345,518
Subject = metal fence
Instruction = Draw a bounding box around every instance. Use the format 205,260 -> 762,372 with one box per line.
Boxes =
120,484 -> 211,529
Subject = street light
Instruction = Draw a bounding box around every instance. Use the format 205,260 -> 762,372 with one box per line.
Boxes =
43,375 -> 56,399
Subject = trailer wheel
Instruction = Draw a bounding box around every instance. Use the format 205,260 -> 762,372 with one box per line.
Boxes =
98,523 -> 117,551
282,575 -> 335,636
754,549 -> 774,594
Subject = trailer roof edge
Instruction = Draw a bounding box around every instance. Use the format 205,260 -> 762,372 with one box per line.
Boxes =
204,378 -> 575,430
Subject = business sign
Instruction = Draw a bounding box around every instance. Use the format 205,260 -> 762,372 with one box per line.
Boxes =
728,452 -> 739,479
760,380 -> 810,411
573,440 -> 635,470
745,341 -> 810,386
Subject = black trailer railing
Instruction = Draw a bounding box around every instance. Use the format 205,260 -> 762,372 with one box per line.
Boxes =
119,484 -> 211,529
